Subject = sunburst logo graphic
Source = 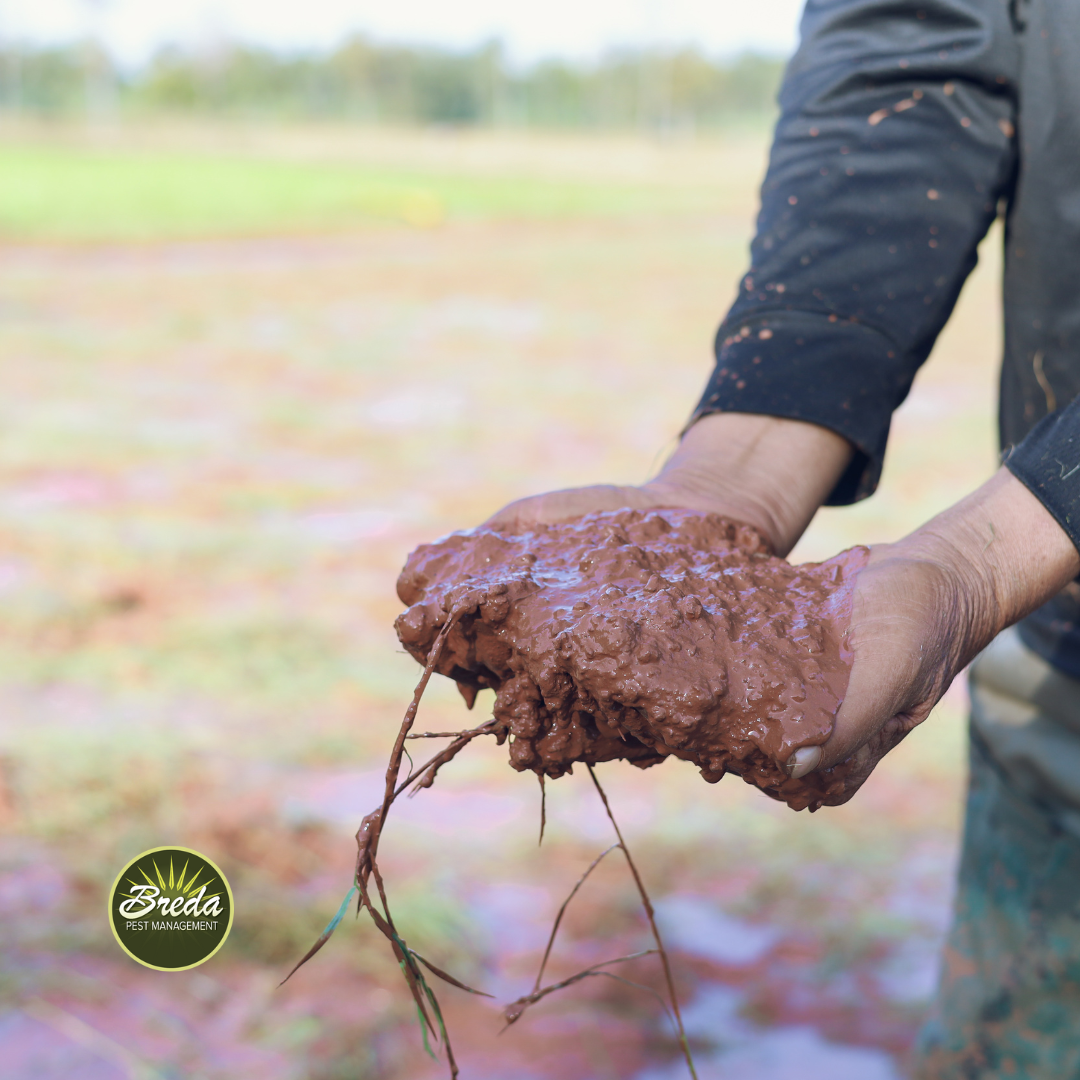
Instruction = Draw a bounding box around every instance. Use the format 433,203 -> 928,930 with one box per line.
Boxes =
108,846 -> 234,971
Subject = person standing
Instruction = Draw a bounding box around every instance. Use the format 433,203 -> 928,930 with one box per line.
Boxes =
484,2 -> 1080,1074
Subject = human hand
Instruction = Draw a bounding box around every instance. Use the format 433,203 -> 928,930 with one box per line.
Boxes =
485,411 -> 853,557
787,468 -> 1080,795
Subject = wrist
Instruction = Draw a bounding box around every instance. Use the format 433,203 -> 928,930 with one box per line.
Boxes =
892,467 -> 1080,661
644,412 -> 853,556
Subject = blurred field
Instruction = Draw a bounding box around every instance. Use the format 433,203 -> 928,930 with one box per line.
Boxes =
0,121 -> 1001,1079
0,121 -> 763,240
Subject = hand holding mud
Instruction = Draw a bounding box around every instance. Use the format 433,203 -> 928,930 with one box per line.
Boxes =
305,419 -> 1080,1078
397,507 -> 869,811
486,411 -> 855,557
464,415 -> 1080,801
827,467 -> 1080,784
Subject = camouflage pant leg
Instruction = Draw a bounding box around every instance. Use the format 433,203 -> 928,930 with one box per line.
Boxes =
914,730 -> 1080,1080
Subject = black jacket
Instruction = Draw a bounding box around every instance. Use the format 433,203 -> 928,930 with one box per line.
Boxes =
694,0 -> 1080,675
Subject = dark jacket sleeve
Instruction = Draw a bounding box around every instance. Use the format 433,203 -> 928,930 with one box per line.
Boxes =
1006,402 -> 1080,552
693,0 -> 1019,504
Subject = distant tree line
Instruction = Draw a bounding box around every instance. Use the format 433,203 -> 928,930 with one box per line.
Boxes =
0,38 -> 784,128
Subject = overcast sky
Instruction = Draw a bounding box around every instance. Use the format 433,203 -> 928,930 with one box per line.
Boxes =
7,0 -> 805,68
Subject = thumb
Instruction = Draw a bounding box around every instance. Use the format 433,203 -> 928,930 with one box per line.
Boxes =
817,549 -> 948,773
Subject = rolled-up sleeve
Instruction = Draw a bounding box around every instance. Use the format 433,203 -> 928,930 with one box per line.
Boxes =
1006,402 -> 1080,554
693,0 -> 1019,504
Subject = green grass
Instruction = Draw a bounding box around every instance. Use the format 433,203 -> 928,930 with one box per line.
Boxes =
0,142 -> 711,241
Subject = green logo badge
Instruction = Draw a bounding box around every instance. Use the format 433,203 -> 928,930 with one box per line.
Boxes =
108,846 -> 234,971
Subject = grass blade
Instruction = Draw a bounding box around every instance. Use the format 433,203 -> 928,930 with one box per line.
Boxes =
410,950 -> 494,998
505,949 -> 659,1025
538,773 -> 546,846
531,843 -> 619,994
587,763 -> 698,1080
278,883 -> 357,986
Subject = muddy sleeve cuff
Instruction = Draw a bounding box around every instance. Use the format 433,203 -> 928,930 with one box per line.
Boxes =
1004,401 -> 1080,554
690,311 -> 913,505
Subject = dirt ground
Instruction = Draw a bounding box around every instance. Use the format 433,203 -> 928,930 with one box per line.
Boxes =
0,123 -> 1002,1079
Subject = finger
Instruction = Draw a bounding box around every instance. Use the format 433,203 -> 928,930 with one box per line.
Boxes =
785,746 -> 822,780
484,485 -> 650,529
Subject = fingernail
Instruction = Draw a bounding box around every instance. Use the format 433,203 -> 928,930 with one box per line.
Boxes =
786,746 -> 822,780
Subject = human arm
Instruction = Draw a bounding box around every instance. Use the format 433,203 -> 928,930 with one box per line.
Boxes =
490,0 -> 1020,543
485,411 -> 852,557
794,450 -> 1080,784
483,2 -> 1080,797
694,0 -> 1019,503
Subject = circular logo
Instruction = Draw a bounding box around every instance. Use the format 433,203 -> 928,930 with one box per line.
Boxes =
108,846 -> 234,971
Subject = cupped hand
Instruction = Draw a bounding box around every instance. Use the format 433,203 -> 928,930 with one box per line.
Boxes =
479,415 -> 1080,801
485,481 -> 733,532
785,544 -> 976,791
483,412 -> 854,557
790,468 -> 1080,792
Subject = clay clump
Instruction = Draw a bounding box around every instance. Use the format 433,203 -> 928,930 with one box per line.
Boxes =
395,508 -> 870,811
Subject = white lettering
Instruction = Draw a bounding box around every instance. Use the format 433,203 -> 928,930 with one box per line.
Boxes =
139,908 -> 222,933
182,886 -> 206,917
201,896 -> 222,918
118,885 -> 158,920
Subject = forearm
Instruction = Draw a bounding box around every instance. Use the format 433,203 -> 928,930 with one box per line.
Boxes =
484,411 -> 852,550
643,412 -> 853,556
894,467 -> 1080,660
695,0 -> 1018,507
